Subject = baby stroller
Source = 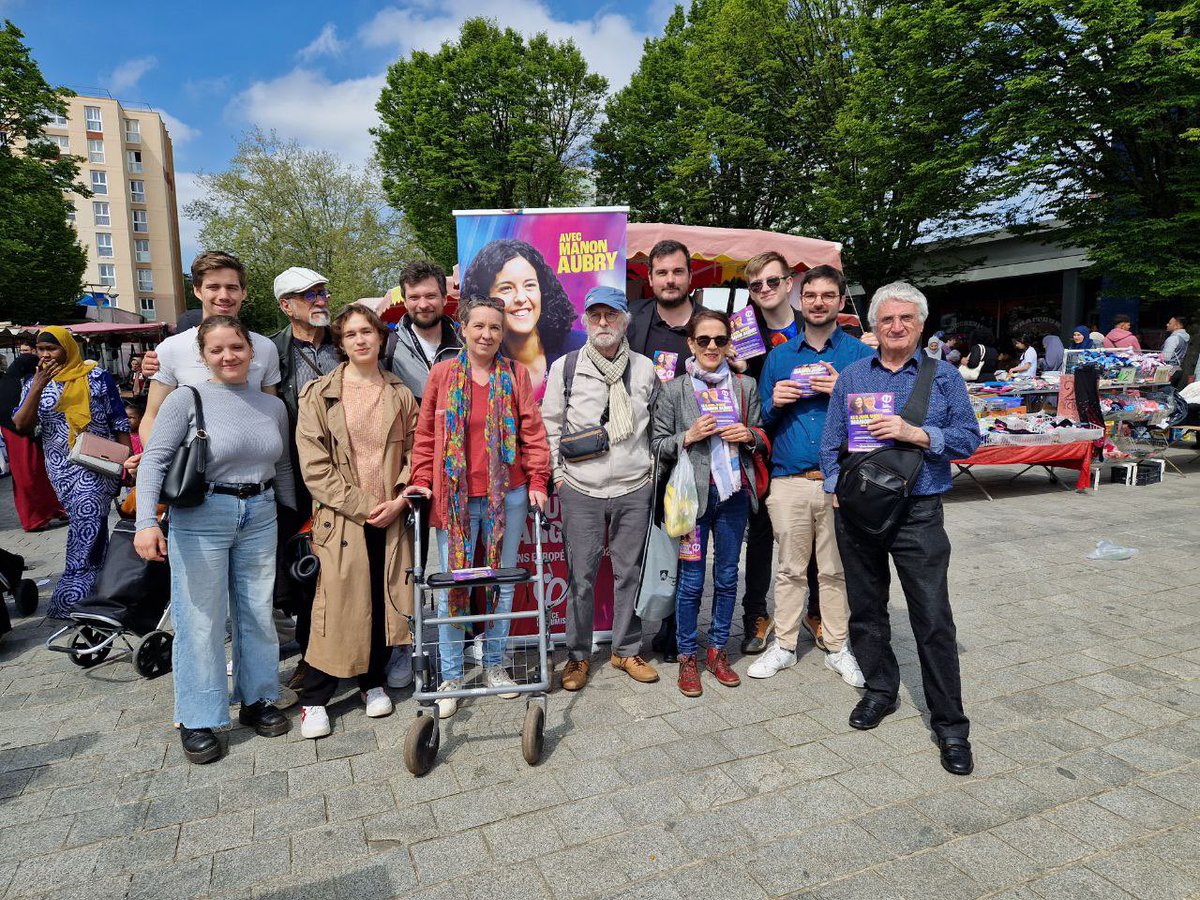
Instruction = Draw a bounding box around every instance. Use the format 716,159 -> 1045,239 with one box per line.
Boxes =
46,519 -> 173,678
0,547 -> 40,620
403,497 -> 550,776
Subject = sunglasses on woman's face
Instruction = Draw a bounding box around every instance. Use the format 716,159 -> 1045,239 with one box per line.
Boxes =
692,334 -> 730,348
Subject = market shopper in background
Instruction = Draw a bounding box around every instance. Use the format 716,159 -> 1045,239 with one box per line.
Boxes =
1103,314 -> 1142,351
0,351 -> 65,532
1070,326 -> 1094,350
1162,316 -> 1190,368
543,286 -> 660,691
821,282 -> 982,776
748,269 -> 872,686
1007,334 -> 1038,379
627,240 -> 697,663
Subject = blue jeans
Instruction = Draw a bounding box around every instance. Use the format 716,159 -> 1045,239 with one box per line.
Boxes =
169,490 -> 280,729
435,485 -> 529,681
675,485 -> 750,657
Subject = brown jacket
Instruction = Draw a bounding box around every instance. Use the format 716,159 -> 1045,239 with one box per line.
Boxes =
295,365 -> 418,678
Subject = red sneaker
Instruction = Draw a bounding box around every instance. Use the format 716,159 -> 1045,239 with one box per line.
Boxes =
706,647 -> 741,687
677,655 -> 702,697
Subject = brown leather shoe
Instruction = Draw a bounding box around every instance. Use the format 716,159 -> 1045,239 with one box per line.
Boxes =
706,647 -> 741,687
677,655 -> 702,697
740,616 -> 774,655
286,659 -> 310,691
561,659 -> 590,691
802,614 -> 827,652
610,654 -> 660,683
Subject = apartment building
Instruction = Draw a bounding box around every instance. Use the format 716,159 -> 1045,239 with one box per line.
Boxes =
44,95 -> 185,323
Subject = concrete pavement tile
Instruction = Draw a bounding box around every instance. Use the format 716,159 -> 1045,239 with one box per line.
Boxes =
1089,784 -> 1193,829
210,839 -> 293,894
796,820 -> 895,877
323,780 -> 398,823
1057,749 -> 1142,787
665,808 -> 757,856
412,829 -> 494,885
551,760 -> 627,801
607,776 -> 689,827
92,825 -> 181,875
253,795 -> 327,840
253,737 -> 318,774
834,764 -> 926,808
362,801 -> 436,847
770,741 -> 854,779
990,815 -> 1093,868
913,789 -> 1011,836
547,794 -> 626,843
876,850 -> 985,900
1132,824 -> 1200,877
178,810 -> 254,859
290,822 -> 368,868
128,857 -> 213,900
218,770 -> 290,813
7,844 -> 103,897
1138,767 -> 1200,811
1027,866 -> 1135,899
938,831 -> 1041,888
1041,799 -> 1148,850
0,813 -> 72,858
1087,846 -> 1200,900
65,801 -> 148,848
612,745 -> 678,783
1068,707 -> 1151,741
801,870 -> 901,900
287,757 -> 353,798
1103,735 -> 1194,772
744,832 -> 836,897
480,809 -> 563,863
718,753 -> 802,796
639,858 -> 768,900
1014,763 -> 1105,804
144,784 -> 220,829
855,804 -> 950,856
313,727 -> 378,761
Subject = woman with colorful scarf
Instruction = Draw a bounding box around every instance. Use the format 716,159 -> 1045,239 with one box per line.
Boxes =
650,309 -> 766,698
409,296 -> 550,719
12,326 -> 130,616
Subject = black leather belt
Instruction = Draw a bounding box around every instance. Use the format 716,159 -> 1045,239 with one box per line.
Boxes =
209,480 -> 273,498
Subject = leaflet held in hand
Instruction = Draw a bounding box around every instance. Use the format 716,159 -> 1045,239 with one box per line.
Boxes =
847,392 -> 896,452
653,351 -> 678,383
729,307 -> 767,359
789,363 -> 827,398
695,388 -> 738,426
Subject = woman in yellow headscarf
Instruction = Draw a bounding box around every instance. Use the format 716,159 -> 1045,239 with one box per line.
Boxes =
12,327 -> 131,616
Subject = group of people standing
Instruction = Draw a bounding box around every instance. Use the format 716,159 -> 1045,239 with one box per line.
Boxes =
9,243 -> 981,778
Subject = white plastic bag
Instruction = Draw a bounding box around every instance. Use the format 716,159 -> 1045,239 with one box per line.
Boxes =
663,452 -> 699,538
1086,540 -> 1138,561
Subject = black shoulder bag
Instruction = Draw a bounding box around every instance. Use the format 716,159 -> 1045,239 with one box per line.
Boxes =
557,350 -> 633,462
160,386 -> 209,507
835,356 -> 937,537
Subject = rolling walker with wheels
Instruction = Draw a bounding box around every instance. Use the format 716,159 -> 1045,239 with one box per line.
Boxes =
403,498 -> 550,776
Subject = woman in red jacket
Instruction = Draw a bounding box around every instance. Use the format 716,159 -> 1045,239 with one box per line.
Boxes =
409,295 -> 550,718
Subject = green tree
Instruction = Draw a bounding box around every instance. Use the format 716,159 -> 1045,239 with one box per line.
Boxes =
374,18 -> 608,265
184,131 -> 414,334
987,0 -> 1200,300
0,20 -> 87,323
595,1 -> 1005,295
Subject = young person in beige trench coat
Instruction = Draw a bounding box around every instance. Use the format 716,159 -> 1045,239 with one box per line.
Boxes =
295,304 -> 418,739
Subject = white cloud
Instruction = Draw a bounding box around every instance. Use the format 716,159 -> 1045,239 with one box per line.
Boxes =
174,172 -> 206,264
360,0 -> 648,89
298,23 -> 346,60
160,111 -> 200,145
230,70 -> 386,162
107,56 -> 158,95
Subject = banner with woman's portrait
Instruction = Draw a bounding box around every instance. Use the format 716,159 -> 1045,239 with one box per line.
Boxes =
454,207 -> 629,642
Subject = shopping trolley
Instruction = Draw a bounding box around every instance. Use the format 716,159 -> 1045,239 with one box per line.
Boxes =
402,497 -> 550,776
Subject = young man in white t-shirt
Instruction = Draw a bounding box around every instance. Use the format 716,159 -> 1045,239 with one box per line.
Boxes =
134,252 -> 281,451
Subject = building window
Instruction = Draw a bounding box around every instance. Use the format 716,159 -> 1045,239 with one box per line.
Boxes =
84,106 -> 103,131
46,111 -> 69,128
96,233 -> 113,258
66,201 -> 76,224
124,118 -> 141,143
90,171 -> 108,195
98,264 -> 116,287
134,239 -> 151,262
87,139 -> 105,163
139,297 -> 156,320
93,201 -> 110,226
137,269 -> 154,291
126,150 -> 143,173
49,134 -> 70,153
132,209 -> 148,233
129,179 -> 145,203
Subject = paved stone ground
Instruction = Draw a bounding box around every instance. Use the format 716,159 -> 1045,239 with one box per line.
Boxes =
0,457 -> 1198,900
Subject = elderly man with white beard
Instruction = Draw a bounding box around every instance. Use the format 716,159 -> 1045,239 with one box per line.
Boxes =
542,286 -> 662,692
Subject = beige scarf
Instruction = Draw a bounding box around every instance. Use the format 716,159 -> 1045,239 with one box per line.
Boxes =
584,339 -> 634,443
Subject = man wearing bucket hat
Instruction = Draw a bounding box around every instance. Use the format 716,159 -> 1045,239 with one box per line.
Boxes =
543,285 -> 661,691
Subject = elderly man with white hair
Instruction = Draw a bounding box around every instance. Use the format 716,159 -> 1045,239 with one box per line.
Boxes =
820,282 -> 982,776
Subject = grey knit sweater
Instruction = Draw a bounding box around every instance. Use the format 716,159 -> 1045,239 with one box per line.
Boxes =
135,381 -> 296,528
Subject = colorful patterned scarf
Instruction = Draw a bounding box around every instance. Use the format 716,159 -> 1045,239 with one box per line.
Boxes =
442,347 -> 517,618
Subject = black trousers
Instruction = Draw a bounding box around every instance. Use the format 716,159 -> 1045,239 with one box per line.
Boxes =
741,500 -> 822,630
835,496 -> 969,740
300,524 -> 389,706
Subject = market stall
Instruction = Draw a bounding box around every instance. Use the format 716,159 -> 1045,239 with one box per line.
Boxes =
953,441 -> 1095,500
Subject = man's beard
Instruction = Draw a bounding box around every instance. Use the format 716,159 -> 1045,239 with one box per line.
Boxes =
410,309 -> 440,329
589,328 -> 625,352
307,310 -> 331,328
655,290 -> 689,309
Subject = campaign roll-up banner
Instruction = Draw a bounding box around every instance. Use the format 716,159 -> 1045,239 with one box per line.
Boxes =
454,207 -> 629,644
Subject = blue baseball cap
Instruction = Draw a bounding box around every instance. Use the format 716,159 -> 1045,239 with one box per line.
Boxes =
584,285 -> 628,313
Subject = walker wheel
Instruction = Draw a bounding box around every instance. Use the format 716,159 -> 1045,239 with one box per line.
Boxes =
134,630 -> 173,679
404,714 -> 439,776
69,626 -> 110,668
14,579 -> 38,617
521,703 -> 545,766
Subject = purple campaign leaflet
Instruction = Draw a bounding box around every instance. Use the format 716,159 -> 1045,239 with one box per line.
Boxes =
790,363 -> 827,398
653,351 -> 678,383
730,307 -> 767,359
846,392 -> 896,452
696,388 -> 739,427
451,566 -> 497,582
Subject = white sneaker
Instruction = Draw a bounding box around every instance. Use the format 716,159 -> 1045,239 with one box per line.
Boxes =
825,645 -> 866,688
484,665 -> 520,699
746,642 -> 797,679
386,647 -> 413,689
436,679 -> 462,719
362,687 -> 394,718
300,705 -> 331,739
226,658 -> 233,676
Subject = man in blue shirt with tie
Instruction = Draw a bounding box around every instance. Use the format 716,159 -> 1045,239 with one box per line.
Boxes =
748,267 -> 874,687
821,281 -> 982,776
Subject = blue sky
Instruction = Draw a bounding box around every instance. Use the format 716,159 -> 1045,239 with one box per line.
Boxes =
9,0 -> 672,260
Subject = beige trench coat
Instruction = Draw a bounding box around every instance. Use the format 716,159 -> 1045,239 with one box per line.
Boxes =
295,365 -> 418,678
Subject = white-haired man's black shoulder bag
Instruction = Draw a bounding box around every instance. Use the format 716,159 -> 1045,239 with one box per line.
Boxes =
835,355 -> 937,537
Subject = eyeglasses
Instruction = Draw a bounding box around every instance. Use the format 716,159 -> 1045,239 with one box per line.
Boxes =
585,308 -> 622,324
692,335 -> 730,348
291,289 -> 330,302
748,275 -> 789,294
801,291 -> 841,302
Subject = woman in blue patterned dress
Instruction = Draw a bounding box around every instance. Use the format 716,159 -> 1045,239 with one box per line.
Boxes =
12,327 -> 131,617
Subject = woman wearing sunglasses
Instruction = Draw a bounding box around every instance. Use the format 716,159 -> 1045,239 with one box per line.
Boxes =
651,309 -> 766,697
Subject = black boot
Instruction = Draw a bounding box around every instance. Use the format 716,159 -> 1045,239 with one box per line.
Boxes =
180,726 -> 221,764
238,701 -> 290,737
652,615 -> 678,663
